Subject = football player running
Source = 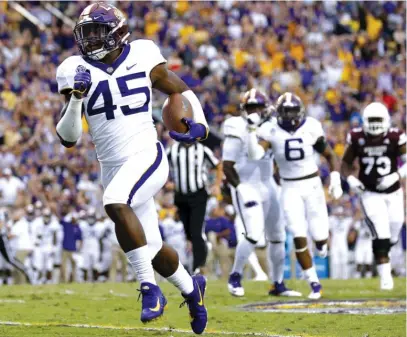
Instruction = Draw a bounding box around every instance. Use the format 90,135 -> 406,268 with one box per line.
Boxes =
247,92 -> 343,299
341,102 -> 406,290
55,3 -> 207,333
222,89 -> 301,297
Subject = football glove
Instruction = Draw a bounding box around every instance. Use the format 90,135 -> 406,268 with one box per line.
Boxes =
71,69 -> 92,98
247,113 -> 261,132
347,175 -> 365,193
377,172 -> 399,191
169,118 -> 207,143
328,171 -> 343,200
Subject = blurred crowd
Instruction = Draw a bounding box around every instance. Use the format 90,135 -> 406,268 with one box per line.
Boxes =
0,1 -> 405,284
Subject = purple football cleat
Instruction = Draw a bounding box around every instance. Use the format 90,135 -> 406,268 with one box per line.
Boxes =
181,275 -> 208,334
139,282 -> 167,323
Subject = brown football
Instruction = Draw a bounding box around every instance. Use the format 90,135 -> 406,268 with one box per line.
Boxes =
162,93 -> 193,133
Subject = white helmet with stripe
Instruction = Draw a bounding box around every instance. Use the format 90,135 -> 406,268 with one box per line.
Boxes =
362,102 -> 390,136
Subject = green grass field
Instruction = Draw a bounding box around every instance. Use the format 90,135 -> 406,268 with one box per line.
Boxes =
0,278 -> 404,337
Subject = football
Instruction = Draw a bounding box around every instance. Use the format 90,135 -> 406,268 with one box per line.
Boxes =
162,93 -> 193,133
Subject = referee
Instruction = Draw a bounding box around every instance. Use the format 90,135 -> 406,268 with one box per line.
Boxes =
167,142 -> 222,273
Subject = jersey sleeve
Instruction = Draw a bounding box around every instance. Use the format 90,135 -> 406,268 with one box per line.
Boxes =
56,57 -> 78,94
397,130 -> 406,146
222,136 -> 241,162
307,117 -> 325,144
257,122 -> 273,143
132,40 -> 167,78
223,117 -> 245,140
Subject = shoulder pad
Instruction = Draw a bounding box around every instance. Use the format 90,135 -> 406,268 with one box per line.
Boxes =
388,128 -> 406,146
305,117 -> 324,140
130,39 -> 166,74
56,56 -> 84,94
347,128 -> 364,145
223,117 -> 246,139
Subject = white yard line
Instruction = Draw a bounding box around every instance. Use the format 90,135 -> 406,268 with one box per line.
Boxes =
0,320 -> 301,337
0,299 -> 25,303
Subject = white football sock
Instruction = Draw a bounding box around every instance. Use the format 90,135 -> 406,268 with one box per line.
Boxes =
303,266 -> 319,285
231,237 -> 256,275
166,262 -> 194,295
365,271 -> 373,279
125,246 -> 156,285
248,252 -> 266,278
269,242 -> 285,284
377,262 -> 392,281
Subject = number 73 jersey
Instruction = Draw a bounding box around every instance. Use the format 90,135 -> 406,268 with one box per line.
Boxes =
347,127 -> 406,193
258,117 -> 324,179
56,39 -> 165,166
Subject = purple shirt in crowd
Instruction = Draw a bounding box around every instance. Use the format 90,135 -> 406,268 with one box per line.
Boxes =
60,220 -> 82,252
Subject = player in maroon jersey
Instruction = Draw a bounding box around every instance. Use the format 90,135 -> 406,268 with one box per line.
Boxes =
341,102 -> 406,290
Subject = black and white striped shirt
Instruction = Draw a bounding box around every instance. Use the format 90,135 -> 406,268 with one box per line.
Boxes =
167,143 -> 219,195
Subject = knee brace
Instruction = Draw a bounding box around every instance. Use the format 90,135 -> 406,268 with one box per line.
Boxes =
372,239 -> 391,259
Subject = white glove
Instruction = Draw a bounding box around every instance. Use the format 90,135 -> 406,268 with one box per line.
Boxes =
247,113 -> 261,131
347,175 -> 365,193
328,171 -> 343,200
377,172 -> 399,191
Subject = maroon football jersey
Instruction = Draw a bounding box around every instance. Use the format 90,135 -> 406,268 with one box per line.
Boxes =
347,127 -> 406,193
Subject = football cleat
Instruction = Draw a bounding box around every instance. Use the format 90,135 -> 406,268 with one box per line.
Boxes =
380,277 -> 394,291
269,282 -> 302,297
308,282 -> 322,300
138,282 -> 167,323
228,272 -> 244,297
180,275 -> 208,334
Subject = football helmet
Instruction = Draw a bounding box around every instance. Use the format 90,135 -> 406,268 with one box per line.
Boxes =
74,3 -> 130,60
275,92 -> 305,130
241,89 -> 273,122
362,102 -> 390,136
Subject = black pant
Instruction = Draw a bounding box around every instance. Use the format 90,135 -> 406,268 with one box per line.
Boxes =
174,189 -> 208,271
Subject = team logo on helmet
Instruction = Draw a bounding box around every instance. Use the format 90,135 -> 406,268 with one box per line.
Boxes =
240,88 -> 273,122
73,2 -> 130,61
275,92 -> 305,131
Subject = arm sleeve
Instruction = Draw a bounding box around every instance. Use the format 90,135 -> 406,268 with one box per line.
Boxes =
222,137 -> 242,162
203,146 -> 219,168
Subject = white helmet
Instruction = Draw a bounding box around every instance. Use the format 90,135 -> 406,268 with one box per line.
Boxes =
362,102 -> 390,136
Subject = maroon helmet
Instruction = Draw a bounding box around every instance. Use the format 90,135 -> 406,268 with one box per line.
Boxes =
73,3 -> 130,60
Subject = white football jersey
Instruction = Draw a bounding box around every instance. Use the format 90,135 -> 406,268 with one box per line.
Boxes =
79,221 -> 105,251
258,117 -> 324,179
56,39 -> 166,166
160,217 -> 186,253
329,216 -> 353,248
223,116 -> 274,183
354,220 -> 372,240
33,217 -> 60,247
